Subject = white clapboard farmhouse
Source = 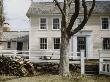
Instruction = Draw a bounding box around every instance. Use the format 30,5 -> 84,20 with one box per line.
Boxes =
27,1 -> 110,64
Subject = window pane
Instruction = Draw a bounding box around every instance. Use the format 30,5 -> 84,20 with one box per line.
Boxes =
40,38 -> 47,49
7,42 -> 11,48
53,18 -> 59,23
40,18 -> 46,29
102,18 -> 109,29
107,64 -> 109,72
54,38 -> 60,49
53,18 -> 60,29
103,64 -> 106,71
103,38 -> 110,50
41,18 -> 46,23
53,24 -> 59,29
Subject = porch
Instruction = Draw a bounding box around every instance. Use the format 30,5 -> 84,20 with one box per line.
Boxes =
0,50 -> 110,75
99,50 -> 110,76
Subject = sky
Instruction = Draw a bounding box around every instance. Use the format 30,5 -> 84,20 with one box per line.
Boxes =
3,0 -> 31,31
3,0 -> 109,31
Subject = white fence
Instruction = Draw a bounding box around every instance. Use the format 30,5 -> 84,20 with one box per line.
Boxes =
0,50 -> 29,59
29,50 -> 85,75
0,50 -> 85,75
99,50 -> 110,75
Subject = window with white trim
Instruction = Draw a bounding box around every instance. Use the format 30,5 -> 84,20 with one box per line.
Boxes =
101,17 -> 109,29
53,18 -> 60,29
103,38 -> 110,50
40,18 -> 47,29
40,38 -> 47,49
54,38 -> 60,49
7,41 -> 11,48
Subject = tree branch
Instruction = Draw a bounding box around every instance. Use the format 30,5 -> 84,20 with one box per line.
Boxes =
88,0 -> 95,18
70,0 -> 88,36
82,0 -> 88,18
63,0 -> 66,13
53,0 -> 65,16
66,0 -> 80,32
70,0 -> 95,36
67,0 -> 73,8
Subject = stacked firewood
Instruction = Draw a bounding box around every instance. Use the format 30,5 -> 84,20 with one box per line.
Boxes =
0,55 -> 36,76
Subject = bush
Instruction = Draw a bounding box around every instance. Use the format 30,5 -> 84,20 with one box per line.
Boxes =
0,55 -> 36,76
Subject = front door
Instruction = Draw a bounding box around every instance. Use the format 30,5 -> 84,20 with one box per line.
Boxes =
77,37 -> 86,57
17,42 -> 23,51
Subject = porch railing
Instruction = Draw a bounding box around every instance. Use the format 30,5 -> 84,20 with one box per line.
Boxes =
99,50 -> 110,75
0,50 -> 29,59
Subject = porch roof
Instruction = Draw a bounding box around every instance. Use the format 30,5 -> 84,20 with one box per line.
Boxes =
2,31 -> 29,42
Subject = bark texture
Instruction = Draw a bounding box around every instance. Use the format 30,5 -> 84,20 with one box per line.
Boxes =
0,0 -> 3,45
60,35 -> 70,76
53,0 -> 95,76
59,27 -> 70,76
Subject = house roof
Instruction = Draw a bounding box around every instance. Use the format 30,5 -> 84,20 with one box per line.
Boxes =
27,1 -> 110,16
2,31 -> 29,41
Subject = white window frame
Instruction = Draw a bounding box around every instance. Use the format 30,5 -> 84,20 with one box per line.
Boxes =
100,16 -> 110,30
53,38 -> 60,49
52,17 -> 61,30
102,38 -> 110,50
40,38 -> 48,50
39,17 -> 48,30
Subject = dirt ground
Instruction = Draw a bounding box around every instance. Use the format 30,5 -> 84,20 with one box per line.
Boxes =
0,73 -> 110,82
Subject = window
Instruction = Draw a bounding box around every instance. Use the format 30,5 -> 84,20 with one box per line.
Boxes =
40,38 -> 47,49
101,17 -> 109,29
53,18 -> 60,29
54,38 -> 60,49
40,18 -> 47,29
103,38 -> 110,50
7,41 -> 11,48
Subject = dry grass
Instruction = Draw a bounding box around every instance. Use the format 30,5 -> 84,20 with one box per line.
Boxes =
0,73 -> 110,82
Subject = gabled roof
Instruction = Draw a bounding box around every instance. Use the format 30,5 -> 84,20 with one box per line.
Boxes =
2,31 -> 29,41
27,1 -> 110,16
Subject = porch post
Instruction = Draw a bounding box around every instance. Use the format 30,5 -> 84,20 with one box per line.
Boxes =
99,58 -> 103,73
86,36 -> 93,58
99,51 -> 103,74
0,46 -> 2,55
81,50 -> 85,75
73,36 -> 77,58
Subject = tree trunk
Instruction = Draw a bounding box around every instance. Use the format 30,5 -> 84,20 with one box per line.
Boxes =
0,0 -> 3,46
59,31 -> 70,76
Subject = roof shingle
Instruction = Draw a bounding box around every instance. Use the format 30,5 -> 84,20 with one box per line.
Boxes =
27,1 -> 110,16
2,31 -> 29,41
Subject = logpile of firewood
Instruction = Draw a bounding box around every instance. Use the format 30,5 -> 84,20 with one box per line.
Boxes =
0,55 -> 36,76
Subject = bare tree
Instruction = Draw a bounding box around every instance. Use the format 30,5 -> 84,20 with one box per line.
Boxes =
53,0 -> 95,76
0,0 -> 4,45
0,0 -> 3,44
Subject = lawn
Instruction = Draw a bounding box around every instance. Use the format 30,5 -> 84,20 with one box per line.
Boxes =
0,73 -> 110,82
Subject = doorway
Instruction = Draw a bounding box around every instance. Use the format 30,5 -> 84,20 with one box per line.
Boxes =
77,37 -> 86,57
17,42 -> 23,51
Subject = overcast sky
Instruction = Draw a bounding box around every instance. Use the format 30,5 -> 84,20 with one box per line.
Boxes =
4,0 -> 31,31
3,0 -> 109,31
